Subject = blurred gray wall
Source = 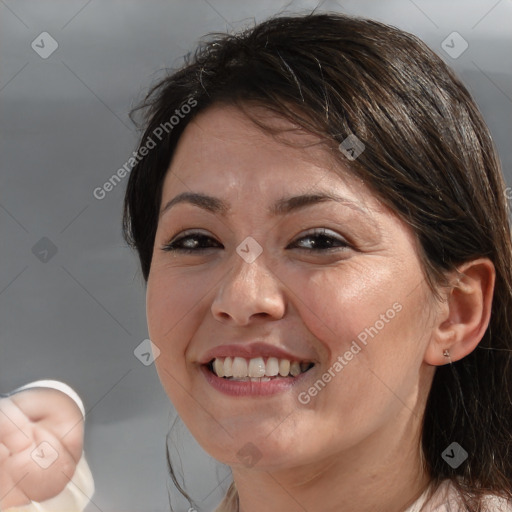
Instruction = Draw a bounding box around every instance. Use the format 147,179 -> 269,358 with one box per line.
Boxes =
1,1 -> 511,511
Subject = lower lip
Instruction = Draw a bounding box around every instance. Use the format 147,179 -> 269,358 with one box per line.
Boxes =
200,364 -> 313,397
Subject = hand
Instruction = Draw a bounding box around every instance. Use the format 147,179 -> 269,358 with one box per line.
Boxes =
0,388 -> 84,509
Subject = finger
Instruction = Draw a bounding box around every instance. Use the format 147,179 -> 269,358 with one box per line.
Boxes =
32,416 -> 84,467
9,390 -> 85,463
13,424 -> 78,503
32,423 -> 81,479
1,428 -> 33,454
0,400 -> 33,454
10,388 -> 83,424
0,439 -> 10,462
0,398 -> 31,435
0,470 -> 32,510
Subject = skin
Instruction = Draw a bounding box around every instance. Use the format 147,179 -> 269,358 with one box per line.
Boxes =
0,388 -> 84,509
147,104 -> 495,512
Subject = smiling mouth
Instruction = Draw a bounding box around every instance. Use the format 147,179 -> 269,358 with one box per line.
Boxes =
206,356 -> 315,382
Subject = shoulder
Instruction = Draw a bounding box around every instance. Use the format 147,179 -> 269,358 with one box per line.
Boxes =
406,480 -> 512,512
481,494 -> 512,512
438,480 -> 512,512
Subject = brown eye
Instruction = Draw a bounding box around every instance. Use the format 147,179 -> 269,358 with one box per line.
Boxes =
288,228 -> 350,251
162,232 -> 223,254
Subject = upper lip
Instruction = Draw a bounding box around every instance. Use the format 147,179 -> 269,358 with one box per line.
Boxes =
199,341 -> 316,365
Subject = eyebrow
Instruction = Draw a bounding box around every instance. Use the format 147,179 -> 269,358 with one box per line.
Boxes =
160,191 -> 372,219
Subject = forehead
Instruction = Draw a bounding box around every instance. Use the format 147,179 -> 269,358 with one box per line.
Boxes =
171,104 -> 332,170
161,103 -> 383,215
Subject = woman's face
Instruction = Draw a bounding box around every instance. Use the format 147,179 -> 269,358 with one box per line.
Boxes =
147,104 -> 438,471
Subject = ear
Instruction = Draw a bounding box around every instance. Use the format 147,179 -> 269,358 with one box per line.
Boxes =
424,258 -> 495,366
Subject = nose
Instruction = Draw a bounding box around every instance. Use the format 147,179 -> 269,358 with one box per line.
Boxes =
210,252 -> 286,326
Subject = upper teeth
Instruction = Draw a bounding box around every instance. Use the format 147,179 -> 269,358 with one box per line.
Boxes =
211,357 -> 311,378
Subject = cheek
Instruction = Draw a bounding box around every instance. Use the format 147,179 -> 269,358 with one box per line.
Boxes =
286,268 -> 425,438
286,260 -> 428,392
147,273 -> 200,417
146,268 -> 204,363
287,262 -> 403,352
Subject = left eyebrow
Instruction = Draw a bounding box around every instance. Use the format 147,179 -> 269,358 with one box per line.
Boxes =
159,191 -> 372,219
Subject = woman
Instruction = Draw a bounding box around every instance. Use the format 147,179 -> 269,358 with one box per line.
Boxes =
123,13 -> 512,512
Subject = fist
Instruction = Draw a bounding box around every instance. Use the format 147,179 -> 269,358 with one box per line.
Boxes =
0,387 -> 84,509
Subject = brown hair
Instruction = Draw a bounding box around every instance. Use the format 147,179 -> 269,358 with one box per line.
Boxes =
123,12 -> 512,511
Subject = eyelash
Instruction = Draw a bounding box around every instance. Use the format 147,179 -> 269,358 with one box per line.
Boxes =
161,228 -> 351,254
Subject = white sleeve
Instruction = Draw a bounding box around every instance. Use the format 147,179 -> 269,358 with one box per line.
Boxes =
2,381 -> 95,512
6,380 -> 86,419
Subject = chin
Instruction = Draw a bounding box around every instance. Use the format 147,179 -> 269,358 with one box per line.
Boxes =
199,430 -> 306,470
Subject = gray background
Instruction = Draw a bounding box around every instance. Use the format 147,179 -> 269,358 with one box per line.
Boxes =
1,1 -> 511,511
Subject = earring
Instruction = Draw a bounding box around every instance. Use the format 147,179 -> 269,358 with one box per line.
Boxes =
443,349 -> 450,358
